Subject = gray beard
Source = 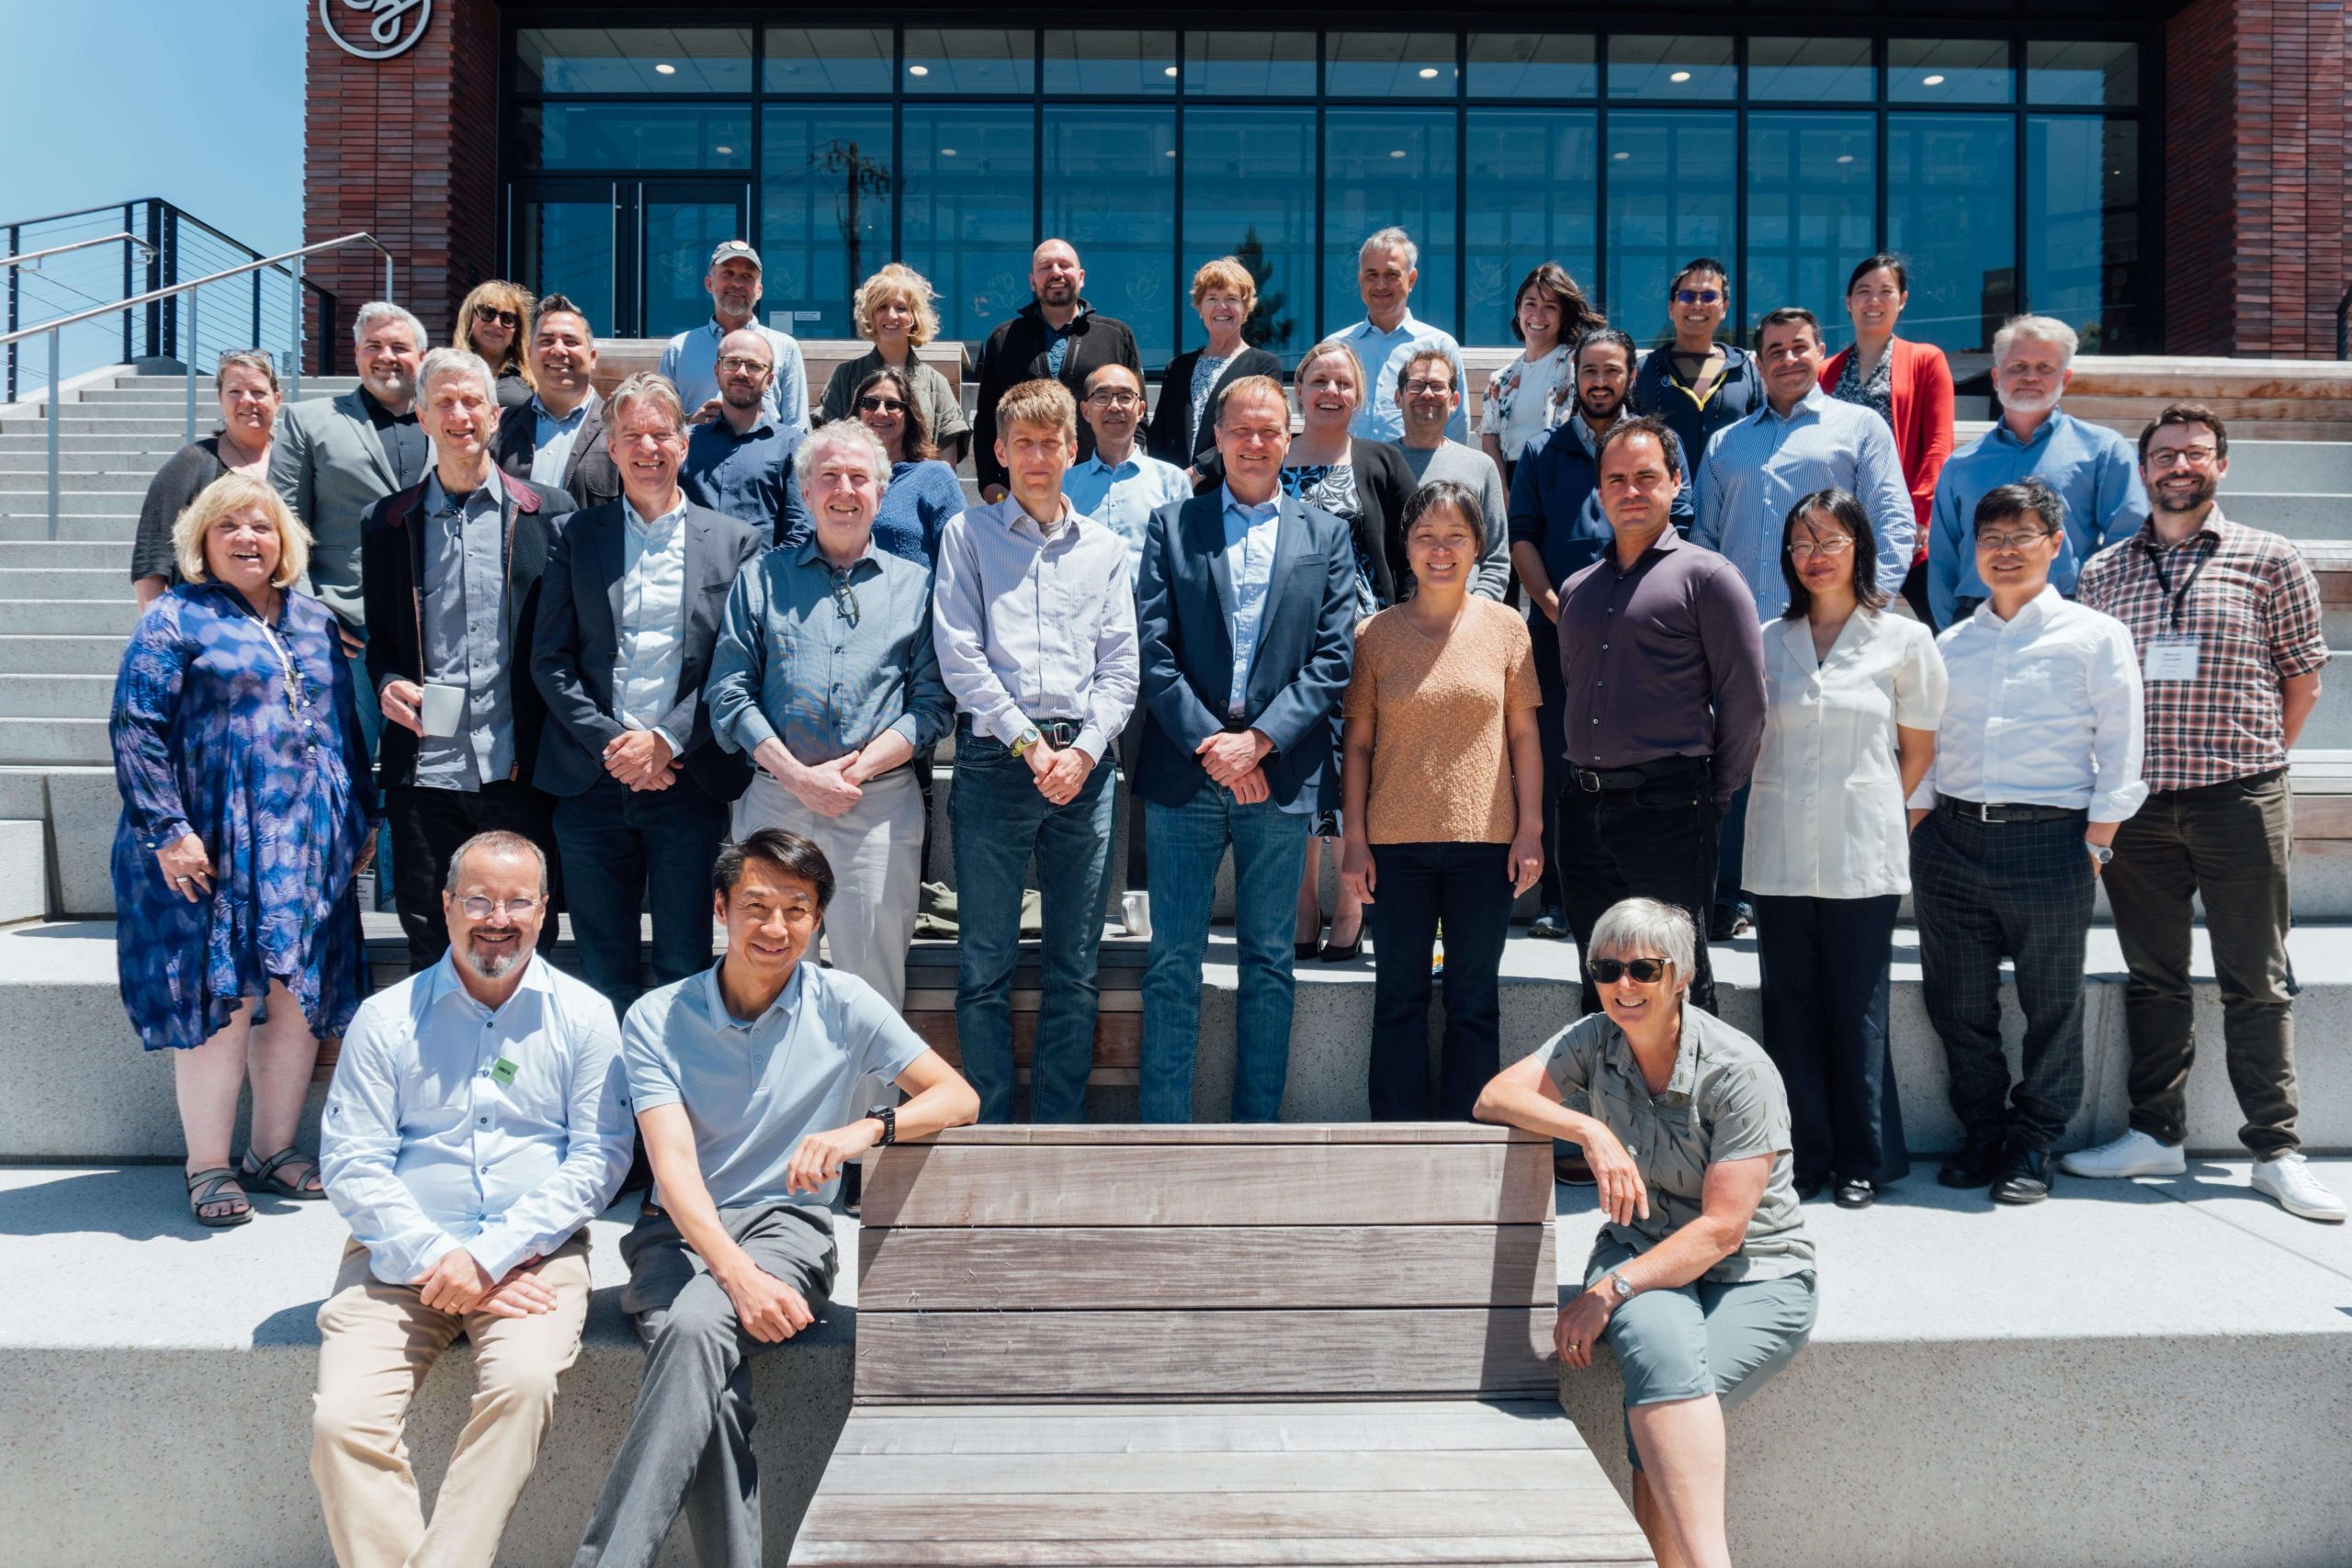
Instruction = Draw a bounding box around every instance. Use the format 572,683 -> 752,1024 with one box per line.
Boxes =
460,942 -> 523,980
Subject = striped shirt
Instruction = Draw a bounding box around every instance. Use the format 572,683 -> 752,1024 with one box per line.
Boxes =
2076,507 -> 2328,794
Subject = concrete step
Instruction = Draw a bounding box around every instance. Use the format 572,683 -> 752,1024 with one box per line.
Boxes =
0,469 -> 178,493
0,418 -> 223,437
0,491 -> 150,517
0,541 -> 131,569
0,456 -> 186,477
0,434 -> 198,455
0,716 -> 108,764
0,764 -> 116,912
0,601 -> 139,635
0,568 -> 134,601
2293,656 -> 2352,747
0,634 -> 129,673
2211,491 -> 2349,537
0,674 -> 112,719
0,518 -> 146,543
0,818 -> 46,921
2208,439 -> 2352,494
85,385 -> 354,405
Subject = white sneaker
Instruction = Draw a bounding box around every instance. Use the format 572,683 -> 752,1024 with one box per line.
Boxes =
2059,1129 -> 2187,1179
2250,1152 -> 2348,1224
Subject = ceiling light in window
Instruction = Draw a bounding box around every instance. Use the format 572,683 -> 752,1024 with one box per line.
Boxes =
714,145 -> 733,155
940,147 -> 957,156
1669,71 -> 1691,84
1390,149 -> 1407,159
1837,154 -> 1855,164
1164,65 -> 1179,77
1922,73 -> 1945,86
1611,151 -> 1631,161
1418,67 -> 1439,79
908,63 -> 930,77
654,62 -> 676,75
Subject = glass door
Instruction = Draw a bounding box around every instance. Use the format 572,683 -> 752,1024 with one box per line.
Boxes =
639,181 -> 752,339
513,180 -> 620,333
510,179 -> 751,338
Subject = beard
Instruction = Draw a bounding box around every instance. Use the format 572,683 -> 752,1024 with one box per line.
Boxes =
2000,384 -> 2062,418
2153,471 -> 2219,514
1038,278 -> 1077,305
1577,389 -> 1624,426
458,939 -> 524,980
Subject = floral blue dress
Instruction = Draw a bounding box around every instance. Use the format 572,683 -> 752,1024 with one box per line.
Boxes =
110,581 -> 378,1051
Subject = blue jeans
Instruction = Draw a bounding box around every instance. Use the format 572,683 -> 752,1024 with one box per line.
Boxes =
1138,787 -> 1311,1122
554,773 -> 729,1013
949,733 -> 1115,1123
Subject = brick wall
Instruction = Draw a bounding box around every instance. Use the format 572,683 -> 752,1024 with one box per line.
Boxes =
2165,0 -> 2352,357
301,0 -> 503,370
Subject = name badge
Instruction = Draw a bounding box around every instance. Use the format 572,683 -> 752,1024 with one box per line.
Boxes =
491,1056 -> 520,1086
2144,637 -> 2199,682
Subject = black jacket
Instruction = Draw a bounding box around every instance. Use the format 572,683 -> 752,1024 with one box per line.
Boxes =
495,393 -> 622,510
1146,345 -> 1285,469
359,471 -> 575,792
970,299 -> 1141,494
529,499 -> 766,804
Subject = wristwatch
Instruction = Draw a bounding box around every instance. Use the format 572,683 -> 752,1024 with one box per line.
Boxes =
1607,1269 -> 1634,1303
2086,840 -> 2115,867
865,1104 -> 898,1147
1010,725 -> 1044,758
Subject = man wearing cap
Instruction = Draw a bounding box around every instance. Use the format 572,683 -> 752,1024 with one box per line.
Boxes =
656,241 -> 811,448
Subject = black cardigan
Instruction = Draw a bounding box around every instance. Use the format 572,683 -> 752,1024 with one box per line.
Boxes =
130,437 -> 233,584
1146,345 -> 1286,468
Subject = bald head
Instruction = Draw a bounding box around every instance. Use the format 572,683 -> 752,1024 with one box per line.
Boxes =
1031,240 -> 1083,314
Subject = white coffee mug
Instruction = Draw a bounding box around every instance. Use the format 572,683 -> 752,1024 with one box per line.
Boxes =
418,682 -> 466,739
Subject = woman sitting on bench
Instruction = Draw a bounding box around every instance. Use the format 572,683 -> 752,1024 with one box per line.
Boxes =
1475,896 -> 1816,1568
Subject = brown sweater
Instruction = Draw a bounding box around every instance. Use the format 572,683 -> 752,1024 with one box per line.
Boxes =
1343,596 -> 1541,845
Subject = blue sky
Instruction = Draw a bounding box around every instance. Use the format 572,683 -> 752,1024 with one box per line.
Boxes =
0,0 -> 304,251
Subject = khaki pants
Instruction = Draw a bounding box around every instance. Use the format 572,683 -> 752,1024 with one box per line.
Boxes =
311,1235 -> 593,1568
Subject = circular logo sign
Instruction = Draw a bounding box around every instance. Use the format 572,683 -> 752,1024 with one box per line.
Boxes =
321,0 -> 432,62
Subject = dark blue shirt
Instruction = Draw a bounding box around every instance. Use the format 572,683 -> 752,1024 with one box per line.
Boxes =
1508,420 -> 1695,595
681,417 -> 795,542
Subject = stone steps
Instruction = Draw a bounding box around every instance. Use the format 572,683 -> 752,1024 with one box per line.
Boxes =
0,634 -> 129,674
0,716 -> 107,764
0,540 -> 130,569
0,567 -> 133,599
0,674 -> 113,719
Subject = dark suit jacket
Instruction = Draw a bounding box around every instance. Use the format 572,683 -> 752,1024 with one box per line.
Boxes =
1193,436 -> 1417,605
1146,345 -> 1285,468
529,499 -> 766,804
1132,491 -> 1356,816
360,472 -> 575,792
970,299 -> 1141,494
495,393 -> 622,510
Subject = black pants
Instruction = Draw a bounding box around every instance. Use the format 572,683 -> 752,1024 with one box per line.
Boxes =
1556,763 -> 1722,1016
1755,893 -> 1908,1185
1912,806 -> 2094,1151
388,780 -> 560,972
1529,615 -> 1566,913
552,773 -> 729,1013
1366,841 -> 1515,1121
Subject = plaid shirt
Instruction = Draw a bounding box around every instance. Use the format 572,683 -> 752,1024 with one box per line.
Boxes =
2075,505 -> 2327,793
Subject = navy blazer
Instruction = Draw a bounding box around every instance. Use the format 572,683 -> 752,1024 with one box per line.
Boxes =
529,499 -> 767,803
1132,491 -> 1356,815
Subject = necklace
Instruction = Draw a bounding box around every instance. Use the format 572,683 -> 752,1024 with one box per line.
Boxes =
240,594 -> 311,728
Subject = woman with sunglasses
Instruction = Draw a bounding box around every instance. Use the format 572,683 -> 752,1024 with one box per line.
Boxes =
1746,490 -> 1946,1211
1475,896 -> 1815,1568
1629,258 -> 1758,488
820,263 -> 972,467
452,280 -> 535,409
1820,254 -> 1955,625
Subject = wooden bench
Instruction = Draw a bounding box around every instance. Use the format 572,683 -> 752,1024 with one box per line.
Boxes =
789,1123 -> 1653,1567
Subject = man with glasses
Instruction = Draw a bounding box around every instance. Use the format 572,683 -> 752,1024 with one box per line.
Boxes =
495,293 -> 620,509
972,239 -> 1143,502
1926,314 -> 2148,627
531,372 -> 767,1014
2069,407 -> 2342,1223
1336,228 -> 1468,444
1065,362 -> 1193,585
1909,479 -> 2146,1206
934,378 -> 1139,1122
312,830 -> 632,1568
706,420 -> 953,1012
1390,342 -> 1510,600
680,328 -> 797,543
656,240 -> 810,442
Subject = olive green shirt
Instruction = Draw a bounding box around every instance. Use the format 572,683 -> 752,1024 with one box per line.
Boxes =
1538,1005 -> 1813,1282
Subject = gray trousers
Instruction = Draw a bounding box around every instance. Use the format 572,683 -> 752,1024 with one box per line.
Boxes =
572,1202 -> 838,1568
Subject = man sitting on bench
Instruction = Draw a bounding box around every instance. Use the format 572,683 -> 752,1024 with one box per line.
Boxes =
572,829 -> 980,1568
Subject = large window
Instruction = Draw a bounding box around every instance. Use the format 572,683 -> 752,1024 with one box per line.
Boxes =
1887,115 -> 2018,353
1605,112 -> 1736,337
2029,116 -> 2140,353
899,106 -> 1035,345
1045,107 -> 1179,362
1746,114 -> 1877,350
1464,111 -> 1599,348
760,106 -> 894,341
1181,107 -> 1316,359
1324,110 -> 1457,344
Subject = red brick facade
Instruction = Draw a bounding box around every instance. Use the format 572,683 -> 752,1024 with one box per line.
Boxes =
301,0 -> 502,369
2165,0 -> 2352,357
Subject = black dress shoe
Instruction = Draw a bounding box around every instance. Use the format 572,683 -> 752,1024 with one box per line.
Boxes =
1938,1134 -> 2006,1189
1992,1145 -> 2054,1205
1555,1151 -> 1596,1185
1795,1176 -> 1827,1202
1834,1179 -> 1877,1210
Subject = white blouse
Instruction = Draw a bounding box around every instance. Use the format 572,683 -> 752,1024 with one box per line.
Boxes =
1746,609 -> 1948,899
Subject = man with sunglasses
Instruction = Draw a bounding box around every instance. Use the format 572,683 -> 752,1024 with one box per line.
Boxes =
680,328 -> 797,544
1909,479 -> 2146,1205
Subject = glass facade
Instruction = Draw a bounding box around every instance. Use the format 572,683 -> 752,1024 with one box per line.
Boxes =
504,23 -> 2146,356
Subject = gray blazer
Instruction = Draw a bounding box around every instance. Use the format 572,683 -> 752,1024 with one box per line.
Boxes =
269,390 -> 403,628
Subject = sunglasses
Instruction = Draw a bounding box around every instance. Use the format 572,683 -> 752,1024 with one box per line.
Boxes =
857,396 -> 909,414
1673,289 -> 1723,306
1589,957 -> 1671,985
479,309 -> 522,329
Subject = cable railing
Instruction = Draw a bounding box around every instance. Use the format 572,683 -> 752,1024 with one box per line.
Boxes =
0,231 -> 392,537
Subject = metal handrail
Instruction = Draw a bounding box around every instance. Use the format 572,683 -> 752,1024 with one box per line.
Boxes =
6,231 -> 393,537
0,231 -> 158,273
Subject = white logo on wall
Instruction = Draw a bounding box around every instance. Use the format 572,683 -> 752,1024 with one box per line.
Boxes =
321,0 -> 432,61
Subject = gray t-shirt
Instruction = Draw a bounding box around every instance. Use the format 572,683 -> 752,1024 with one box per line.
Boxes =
1395,438 -> 1511,601
1537,1005 -> 1812,1281
624,960 -> 928,1211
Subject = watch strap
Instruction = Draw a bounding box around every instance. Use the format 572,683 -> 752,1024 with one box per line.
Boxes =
865,1103 -> 898,1147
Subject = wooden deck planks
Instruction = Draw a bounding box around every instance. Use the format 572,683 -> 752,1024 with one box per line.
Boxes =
831,1401 -> 1589,1456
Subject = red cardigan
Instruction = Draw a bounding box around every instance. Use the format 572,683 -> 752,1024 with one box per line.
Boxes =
1820,337 -> 1955,558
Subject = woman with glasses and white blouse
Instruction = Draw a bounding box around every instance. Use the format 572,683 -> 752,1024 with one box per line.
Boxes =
1747,488 -> 1947,1210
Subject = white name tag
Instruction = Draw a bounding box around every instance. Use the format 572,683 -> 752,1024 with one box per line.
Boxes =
2144,637 -> 2199,682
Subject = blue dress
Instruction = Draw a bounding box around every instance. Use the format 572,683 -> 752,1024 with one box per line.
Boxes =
110,581 -> 378,1051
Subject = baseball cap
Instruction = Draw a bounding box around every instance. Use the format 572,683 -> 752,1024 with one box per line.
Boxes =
710,241 -> 762,270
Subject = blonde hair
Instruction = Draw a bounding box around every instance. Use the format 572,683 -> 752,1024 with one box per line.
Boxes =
853,263 -> 942,349
993,378 -> 1078,442
174,472 -> 311,589
1191,256 -> 1259,319
1296,337 -> 1367,396
606,371 -> 687,435
454,280 -> 535,388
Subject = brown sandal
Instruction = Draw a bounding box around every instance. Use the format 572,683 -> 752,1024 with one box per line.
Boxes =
243,1146 -> 328,1201
186,1168 -> 253,1227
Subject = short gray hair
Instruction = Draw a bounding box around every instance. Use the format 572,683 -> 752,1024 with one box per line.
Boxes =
1992,314 -> 2080,368
607,371 -> 686,435
417,346 -> 497,407
797,419 -> 893,493
1396,336 -> 1459,396
443,830 -> 548,897
352,300 -> 426,353
1588,897 -> 1698,977
1360,226 -> 1419,272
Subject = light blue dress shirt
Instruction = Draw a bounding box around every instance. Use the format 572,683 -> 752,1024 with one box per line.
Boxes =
416,473 -> 514,789
320,952 -> 633,1285
1693,388 -> 1916,621
616,493 -> 690,754
623,960 -> 929,1212
1221,486 -> 1283,714
1063,447 -> 1194,587
656,319 -> 811,446
1926,409 -> 2152,626
527,391 -> 595,489
1336,311 -> 1470,444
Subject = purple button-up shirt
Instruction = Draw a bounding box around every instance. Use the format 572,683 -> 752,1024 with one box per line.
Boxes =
1557,527 -> 1767,805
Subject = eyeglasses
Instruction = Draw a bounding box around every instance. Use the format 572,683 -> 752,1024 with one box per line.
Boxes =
480,309 -> 521,329
1085,390 -> 1143,409
1401,378 -> 1454,395
856,395 -> 908,414
1786,535 -> 1855,559
459,895 -> 540,919
1589,956 -> 1671,985
2146,446 -> 2221,470
1673,289 -> 1723,306
830,569 -> 860,626
1975,527 -> 2058,551
718,355 -> 772,374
